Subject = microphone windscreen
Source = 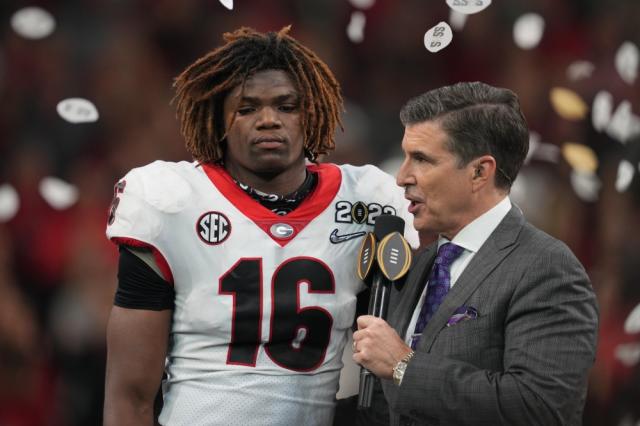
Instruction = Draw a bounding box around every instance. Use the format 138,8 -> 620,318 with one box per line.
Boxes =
373,214 -> 405,241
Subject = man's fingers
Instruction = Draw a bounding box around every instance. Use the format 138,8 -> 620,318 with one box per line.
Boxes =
356,314 -> 375,329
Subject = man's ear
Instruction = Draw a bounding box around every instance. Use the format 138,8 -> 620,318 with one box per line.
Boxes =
470,155 -> 497,189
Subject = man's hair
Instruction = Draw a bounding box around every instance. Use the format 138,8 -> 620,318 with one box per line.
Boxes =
399,82 -> 529,190
173,26 -> 343,163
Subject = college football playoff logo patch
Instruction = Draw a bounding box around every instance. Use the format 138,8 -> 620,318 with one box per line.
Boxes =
197,211 -> 231,245
334,201 -> 397,226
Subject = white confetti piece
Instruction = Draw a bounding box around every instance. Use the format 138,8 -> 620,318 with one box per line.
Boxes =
349,0 -> 375,10
424,22 -> 453,53
448,9 -> 468,31
56,98 -> 99,124
625,303 -> 640,334
219,0 -> 233,10
606,101 -> 637,144
615,41 -> 639,85
39,177 -> 79,210
592,90 -> 613,132
570,171 -> 601,202
446,0 -> 491,15
535,143 -> 560,163
524,131 -> 541,164
615,160 -> 635,192
566,60 -> 595,81
615,343 -> 640,367
513,13 -> 544,50
525,131 -> 559,164
0,184 -> 20,222
346,11 -> 366,43
11,7 -> 56,40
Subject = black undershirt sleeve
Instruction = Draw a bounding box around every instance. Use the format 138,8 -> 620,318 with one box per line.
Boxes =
115,246 -> 175,310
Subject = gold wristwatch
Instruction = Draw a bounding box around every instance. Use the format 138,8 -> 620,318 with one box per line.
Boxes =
392,350 -> 415,386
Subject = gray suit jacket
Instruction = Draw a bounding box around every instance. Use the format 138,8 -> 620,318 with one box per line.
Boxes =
380,206 -> 598,426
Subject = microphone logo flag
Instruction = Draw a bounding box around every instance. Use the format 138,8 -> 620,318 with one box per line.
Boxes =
377,232 -> 412,281
356,232 -> 376,281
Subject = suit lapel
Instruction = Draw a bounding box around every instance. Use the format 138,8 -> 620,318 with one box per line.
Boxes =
417,206 -> 526,352
388,244 -> 437,337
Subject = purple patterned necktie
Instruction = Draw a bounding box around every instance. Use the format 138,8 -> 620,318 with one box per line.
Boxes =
411,242 -> 464,349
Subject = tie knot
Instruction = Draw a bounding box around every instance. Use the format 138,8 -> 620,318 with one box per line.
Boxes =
434,242 -> 464,268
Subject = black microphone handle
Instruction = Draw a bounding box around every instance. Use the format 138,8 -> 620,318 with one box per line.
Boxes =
358,272 -> 392,409
358,214 -> 405,410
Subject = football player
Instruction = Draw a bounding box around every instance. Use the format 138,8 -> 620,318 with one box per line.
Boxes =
104,26 -> 418,426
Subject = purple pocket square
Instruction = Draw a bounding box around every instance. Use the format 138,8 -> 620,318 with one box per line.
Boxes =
446,306 -> 479,327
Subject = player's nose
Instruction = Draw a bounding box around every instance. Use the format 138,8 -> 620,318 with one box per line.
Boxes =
256,106 -> 282,129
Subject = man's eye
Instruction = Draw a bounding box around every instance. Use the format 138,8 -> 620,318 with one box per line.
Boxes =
279,104 -> 298,113
237,107 -> 255,115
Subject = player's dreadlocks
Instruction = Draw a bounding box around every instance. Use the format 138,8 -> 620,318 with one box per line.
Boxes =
173,26 -> 344,164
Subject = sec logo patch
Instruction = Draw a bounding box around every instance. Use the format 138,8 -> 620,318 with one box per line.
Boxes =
197,211 -> 231,245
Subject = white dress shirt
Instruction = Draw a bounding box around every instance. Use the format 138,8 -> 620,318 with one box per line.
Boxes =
404,196 -> 513,344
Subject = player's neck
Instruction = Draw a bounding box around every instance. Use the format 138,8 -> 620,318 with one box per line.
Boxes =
224,162 -> 308,196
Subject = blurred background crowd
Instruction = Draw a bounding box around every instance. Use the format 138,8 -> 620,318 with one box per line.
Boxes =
0,0 -> 639,424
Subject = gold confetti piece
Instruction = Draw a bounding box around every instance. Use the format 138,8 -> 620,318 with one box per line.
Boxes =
550,87 -> 588,121
562,142 -> 598,173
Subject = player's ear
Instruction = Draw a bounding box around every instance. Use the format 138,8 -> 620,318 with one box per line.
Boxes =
304,147 -> 317,163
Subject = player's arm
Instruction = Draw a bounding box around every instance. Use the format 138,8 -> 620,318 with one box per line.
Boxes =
104,247 -> 174,426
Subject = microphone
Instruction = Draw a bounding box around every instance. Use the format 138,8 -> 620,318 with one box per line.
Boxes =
356,214 -> 412,409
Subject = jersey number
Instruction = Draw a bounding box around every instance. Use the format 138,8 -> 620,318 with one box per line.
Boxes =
219,257 -> 335,372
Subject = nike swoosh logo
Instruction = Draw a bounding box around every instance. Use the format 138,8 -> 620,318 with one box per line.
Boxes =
330,229 -> 367,244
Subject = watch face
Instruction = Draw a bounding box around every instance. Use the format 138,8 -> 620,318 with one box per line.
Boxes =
393,361 -> 407,385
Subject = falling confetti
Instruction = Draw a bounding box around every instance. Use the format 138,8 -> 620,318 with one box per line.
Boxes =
0,184 -> 20,222
39,177 -> 79,210
346,11 -> 366,43
219,0 -> 233,10
592,90 -> 613,132
606,101 -> 640,144
563,143 -> 598,173
524,131 -> 541,164
570,171 -> 601,202
445,0 -> 491,15
625,303 -> 640,334
349,0 -> 375,10
615,343 -> 640,367
424,22 -> 453,53
56,98 -> 99,124
615,41 -> 639,85
513,13 -> 544,50
550,87 -> 588,121
10,7 -> 56,40
615,160 -> 635,192
566,60 -> 595,82
525,131 -> 559,164
448,9 -> 468,32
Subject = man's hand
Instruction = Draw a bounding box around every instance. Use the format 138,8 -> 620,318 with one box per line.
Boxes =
352,315 -> 413,379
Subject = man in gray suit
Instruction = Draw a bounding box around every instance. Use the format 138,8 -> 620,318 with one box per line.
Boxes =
353,82 -> 598,426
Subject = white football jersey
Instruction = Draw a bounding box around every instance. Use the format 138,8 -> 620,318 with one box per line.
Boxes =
106,160 -> 417,426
